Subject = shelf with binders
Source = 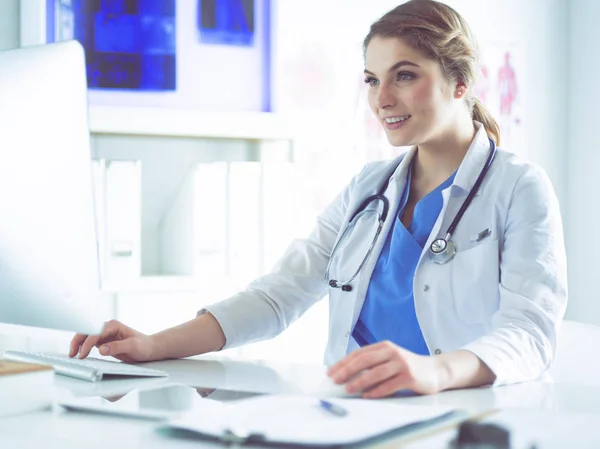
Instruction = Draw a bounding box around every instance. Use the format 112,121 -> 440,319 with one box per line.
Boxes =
90,133 -> 310,296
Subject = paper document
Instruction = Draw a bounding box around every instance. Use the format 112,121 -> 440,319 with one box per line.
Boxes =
165,394 -> 461,446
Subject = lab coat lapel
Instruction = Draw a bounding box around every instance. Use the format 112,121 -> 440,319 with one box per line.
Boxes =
348,148 -> 417,329
417,123 -> 493,266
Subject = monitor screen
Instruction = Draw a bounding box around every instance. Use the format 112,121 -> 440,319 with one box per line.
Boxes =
0,41 -> 105,335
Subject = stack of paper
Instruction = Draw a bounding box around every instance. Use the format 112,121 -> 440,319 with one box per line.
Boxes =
165,394 -> 463,446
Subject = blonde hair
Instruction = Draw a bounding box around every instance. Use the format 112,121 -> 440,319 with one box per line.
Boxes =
364,0 -> 501,146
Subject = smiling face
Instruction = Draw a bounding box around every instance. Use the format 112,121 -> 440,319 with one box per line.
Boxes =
364,36 -> 464,148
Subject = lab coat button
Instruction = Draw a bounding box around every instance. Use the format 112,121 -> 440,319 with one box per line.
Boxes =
434,349 -> 442,355
344,332 -> 350,338
423,284 -> 430,292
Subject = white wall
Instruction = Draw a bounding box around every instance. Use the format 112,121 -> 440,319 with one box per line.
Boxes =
565,0 -> 600,325
0,0 -> 19,50
449,0 -> 568,206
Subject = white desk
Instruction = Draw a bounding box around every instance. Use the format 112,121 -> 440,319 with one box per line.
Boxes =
2,354 -> 600,448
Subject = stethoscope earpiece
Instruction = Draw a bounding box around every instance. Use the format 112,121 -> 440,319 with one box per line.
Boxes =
327,279 -> 354,292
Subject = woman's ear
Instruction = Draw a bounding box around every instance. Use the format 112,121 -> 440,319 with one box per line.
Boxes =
455,82 -> 467,98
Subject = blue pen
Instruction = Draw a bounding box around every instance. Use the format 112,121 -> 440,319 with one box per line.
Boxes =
319,400 -> 348,417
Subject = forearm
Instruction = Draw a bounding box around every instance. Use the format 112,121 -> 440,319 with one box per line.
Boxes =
436,350 -> 496,391
150,312 -> 226,360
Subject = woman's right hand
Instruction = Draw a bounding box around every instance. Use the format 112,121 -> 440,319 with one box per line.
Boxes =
69,319 -> 157,363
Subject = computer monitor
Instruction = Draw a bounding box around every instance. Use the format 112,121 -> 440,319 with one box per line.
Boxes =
0,41 -> 105,335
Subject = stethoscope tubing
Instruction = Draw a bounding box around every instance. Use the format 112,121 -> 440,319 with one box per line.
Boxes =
327,138 -> 497,289
439,139 -> 497,242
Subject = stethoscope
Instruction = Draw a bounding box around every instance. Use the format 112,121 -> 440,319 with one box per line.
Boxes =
326,138 -> 497,292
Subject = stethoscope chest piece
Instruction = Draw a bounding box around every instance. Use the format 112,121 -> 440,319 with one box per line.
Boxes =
429,238 -> 457,264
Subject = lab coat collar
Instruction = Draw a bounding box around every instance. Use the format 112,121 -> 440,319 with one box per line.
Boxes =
388,145 -> 417,185
451,121 -> 493,195
388,121 -> 493,197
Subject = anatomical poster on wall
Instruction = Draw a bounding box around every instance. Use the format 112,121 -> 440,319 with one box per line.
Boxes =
474,43 -> 524,154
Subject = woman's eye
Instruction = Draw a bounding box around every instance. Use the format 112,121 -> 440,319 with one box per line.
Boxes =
396,72 -> 415,81
364,77 -> 379,86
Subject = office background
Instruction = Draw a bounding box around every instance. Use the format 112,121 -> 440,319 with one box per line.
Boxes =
0,0 -> 596,363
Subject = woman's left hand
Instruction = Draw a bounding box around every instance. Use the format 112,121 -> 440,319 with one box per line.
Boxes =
327,341 -> 445,398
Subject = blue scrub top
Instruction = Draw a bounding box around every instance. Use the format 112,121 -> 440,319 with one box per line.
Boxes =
352,165 -> 456,355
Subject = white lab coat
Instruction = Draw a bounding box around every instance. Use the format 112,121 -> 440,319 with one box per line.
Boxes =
204,122 -> 568,386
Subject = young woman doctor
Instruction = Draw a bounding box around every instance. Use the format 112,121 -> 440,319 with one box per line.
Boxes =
70,0 -> 567,399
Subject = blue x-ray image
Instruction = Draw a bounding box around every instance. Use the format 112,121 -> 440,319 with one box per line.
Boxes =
51,0 -> 176,91
198,0 -> 255,46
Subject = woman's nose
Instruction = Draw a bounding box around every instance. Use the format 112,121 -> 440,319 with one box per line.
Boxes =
376,84 -> 396,109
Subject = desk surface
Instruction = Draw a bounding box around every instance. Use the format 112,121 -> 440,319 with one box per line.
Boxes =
2,354 -> 600,448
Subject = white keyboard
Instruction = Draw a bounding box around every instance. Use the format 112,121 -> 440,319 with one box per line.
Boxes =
2,351 -> 169,382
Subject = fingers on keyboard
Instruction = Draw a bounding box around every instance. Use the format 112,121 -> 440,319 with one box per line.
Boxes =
69,334 -> 89,357
78,336 -> 100,359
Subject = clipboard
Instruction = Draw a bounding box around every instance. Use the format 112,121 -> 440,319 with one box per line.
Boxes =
159,394 -> 470,447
